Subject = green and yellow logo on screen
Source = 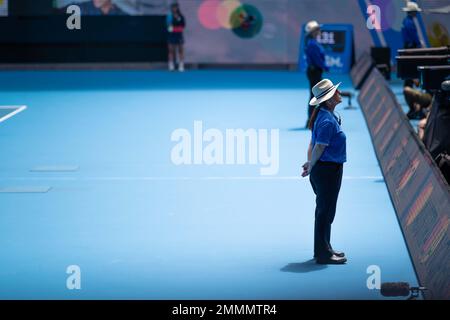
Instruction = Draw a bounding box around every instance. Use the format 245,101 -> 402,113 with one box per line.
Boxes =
198,0 -> 263,39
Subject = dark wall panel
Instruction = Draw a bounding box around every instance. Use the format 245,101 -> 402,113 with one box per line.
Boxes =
0,1 -> 168,63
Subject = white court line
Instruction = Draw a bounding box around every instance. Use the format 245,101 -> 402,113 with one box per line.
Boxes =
30,165 -> 80,172
0,186 -> 51,193
0,106 -> 27,123
3,176 -> 383,181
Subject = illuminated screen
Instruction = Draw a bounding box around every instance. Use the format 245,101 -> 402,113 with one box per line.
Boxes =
53,0 -> 167,16
303,31 -> 347,53
0,0 -> 8,17
37,0 -> 377,64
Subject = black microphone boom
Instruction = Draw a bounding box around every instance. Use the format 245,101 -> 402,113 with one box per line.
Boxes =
340,91 -> 356,109
381,282 -> 411,297
380,282 -> 427,299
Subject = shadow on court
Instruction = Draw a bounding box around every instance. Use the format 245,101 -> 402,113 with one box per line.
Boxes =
287,127 -> 309,132
281,259 -> 327,273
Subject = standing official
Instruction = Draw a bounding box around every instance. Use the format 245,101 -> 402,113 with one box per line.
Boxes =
401,2 -> 423,49
302,79 -> 347,265
167,2 -> 186,72
305,20 -> 329,129
401,2 -> 424,96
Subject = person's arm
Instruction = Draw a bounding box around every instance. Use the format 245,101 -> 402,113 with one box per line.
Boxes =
301,121 -> 333,177
307,140 -> 312,161
167,14 -> 173,32
302,143 -> 326,177
310,144 -> 326,169
301,140 -> 313,176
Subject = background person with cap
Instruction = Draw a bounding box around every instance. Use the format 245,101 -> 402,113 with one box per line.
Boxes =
401,1 -> 423,49
301,79 -> 347,265
304,20 -> 330,129
401,2 -> 425,98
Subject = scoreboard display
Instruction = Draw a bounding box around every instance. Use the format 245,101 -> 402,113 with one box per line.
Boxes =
299,24 -> 354,74
316,30 -> 347,53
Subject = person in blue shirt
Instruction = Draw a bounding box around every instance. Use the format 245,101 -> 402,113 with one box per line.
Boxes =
401,2 -> 423,49
302,79 -> 347,265
304,21 -> 329,129
401,3 -> 424,96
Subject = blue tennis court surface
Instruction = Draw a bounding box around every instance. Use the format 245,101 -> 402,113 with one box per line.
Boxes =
0,109 -> 12,119
0,106 -> 26,123
0,71 -> 418,299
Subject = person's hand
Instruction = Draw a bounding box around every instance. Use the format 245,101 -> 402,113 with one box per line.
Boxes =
301,161 -> 311,177
168,25 -> 173,32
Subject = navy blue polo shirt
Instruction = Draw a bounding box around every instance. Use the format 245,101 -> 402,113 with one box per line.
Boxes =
402,16 -> 420,48
312,108 -> 347,163
305,38 -> 329,72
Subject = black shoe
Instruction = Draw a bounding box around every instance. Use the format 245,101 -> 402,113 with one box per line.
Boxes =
314,251 -> 345,258
316,254 -> 347,265
332,250 -> 345,258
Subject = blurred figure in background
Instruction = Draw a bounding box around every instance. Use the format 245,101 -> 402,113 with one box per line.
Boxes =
403,79 -> 432,120
401,2 -> 426,107
167,2 -> 186,72
305,21 -> 329,129
401,2 -> 423,49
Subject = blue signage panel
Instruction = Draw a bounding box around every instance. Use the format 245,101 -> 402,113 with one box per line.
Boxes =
299,24 -> 354,74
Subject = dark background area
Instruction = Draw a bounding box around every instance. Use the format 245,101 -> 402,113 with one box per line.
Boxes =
0,0 -> 167,63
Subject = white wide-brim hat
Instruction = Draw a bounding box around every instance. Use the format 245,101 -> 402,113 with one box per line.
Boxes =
305,20 -> 320,35
402,2 -> 422,12
309,79 -> 341,106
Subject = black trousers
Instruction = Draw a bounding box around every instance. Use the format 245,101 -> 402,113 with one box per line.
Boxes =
307,66 -> 323,123
309,161 -> 343,258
